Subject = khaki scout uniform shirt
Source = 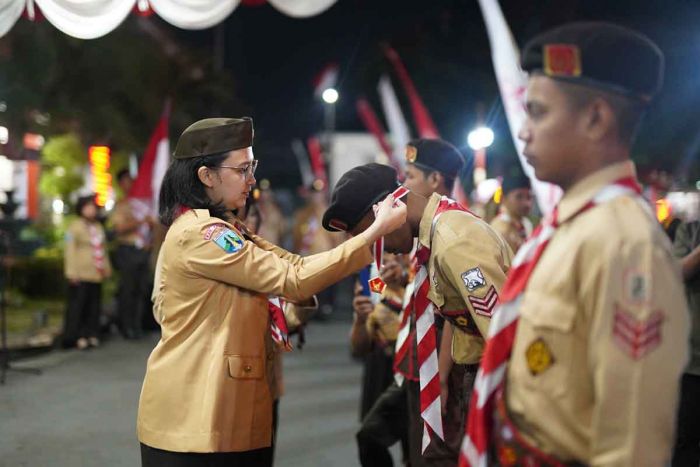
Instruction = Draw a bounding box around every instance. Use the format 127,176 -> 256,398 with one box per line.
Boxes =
111,198 -> 144,246
64,218 -> 112,283
506,161 -> 689,466
138,209 -> 372,453
490,211 -> 533,254
420,193 -> 513,364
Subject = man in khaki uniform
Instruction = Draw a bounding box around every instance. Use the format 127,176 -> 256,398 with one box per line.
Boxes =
463,23 -> 689,467
490,172 -> 533,254
323,163 -> 512,466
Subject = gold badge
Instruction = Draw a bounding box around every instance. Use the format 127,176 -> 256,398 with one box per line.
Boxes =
525,338 -> 554,375
368,276 -> 387,294
543,44 -> 581,78
405,145 -> 417,163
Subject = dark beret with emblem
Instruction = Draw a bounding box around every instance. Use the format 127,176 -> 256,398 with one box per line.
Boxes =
502,171 -> 531,195
406,139 -> 464,180
322,163 -> 400,232
173,117 -> 254,159
521,22 -> 663,102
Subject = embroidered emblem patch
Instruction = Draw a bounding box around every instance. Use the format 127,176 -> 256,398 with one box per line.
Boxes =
623,269 -> 650,306
212,228 -> 244,253
461,267 -> 486,292
543,44 -> 581,77
203,224 -> 225,241
468,285 -> 499,317
497,446 -> 518,467
525,338 -> 554,375
613,305 -> 664,360
406,145 -> 417,163
368,276 -> 387,294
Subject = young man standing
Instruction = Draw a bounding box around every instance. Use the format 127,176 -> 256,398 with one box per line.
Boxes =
490,172 -> 534,254
462,22 -> 689,467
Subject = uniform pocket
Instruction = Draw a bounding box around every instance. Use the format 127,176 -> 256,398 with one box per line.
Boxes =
514,291 -> 580,398
226,355 -> 264,380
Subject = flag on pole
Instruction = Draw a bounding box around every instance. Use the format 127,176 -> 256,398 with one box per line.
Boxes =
383,46 -> 440,139
356,98 -> 402,173
477,0 -> 561,215
313,63 -> 339,98
377,75 -> 412,171
306,136 -> 328,189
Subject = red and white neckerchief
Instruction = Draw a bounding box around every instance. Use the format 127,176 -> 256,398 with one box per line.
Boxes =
368,186 -> 410,294
268,296 -> 293,352
86,221 -> 106,277
393,253 -> 417,386
409,196 -> 472,452
459,177 -> 642,467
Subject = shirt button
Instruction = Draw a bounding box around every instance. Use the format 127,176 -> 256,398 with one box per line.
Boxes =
244,365 -> 252,373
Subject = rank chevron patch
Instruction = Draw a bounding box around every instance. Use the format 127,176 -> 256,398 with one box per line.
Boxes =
612,306 -> 664,360
467,285 -> 499,317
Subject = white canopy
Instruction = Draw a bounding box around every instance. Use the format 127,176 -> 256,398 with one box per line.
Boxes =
0,0 -> 338,39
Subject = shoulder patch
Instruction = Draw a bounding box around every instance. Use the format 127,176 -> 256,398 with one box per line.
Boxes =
468,285 -> 499,317
211,228 -> 245,253
623,268 -> 650,306
461,267 -> 486,292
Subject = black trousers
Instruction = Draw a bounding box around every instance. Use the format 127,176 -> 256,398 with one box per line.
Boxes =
114,245 -> 151,337
141,444 -> 273,467
63,281 -> 101,345
356,382 -> 409,467
672,373 -> 700,467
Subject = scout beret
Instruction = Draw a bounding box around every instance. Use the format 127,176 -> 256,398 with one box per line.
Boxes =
502,172 -> 531,195
405,139 -> 464,180
521,22 -> 664,102
322,163 -> 400,232
173,117 -> 253,159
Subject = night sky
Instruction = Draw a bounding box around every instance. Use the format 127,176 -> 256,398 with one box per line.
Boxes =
174,0 -> 700,189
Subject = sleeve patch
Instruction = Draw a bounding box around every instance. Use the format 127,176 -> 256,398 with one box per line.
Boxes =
623,268 -> 650,306
612,305 -> 664,360
211,228 -> 245,253
461,267 -> 486,292
468,285 -> 499,317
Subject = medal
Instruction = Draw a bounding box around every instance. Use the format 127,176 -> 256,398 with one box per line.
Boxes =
368,185 -> 409,295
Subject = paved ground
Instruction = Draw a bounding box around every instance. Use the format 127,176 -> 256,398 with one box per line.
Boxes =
0,318 -> 395,467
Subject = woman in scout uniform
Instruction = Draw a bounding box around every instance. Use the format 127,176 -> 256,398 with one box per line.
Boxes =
137,117 -> 406,467
63,195 -> 112,350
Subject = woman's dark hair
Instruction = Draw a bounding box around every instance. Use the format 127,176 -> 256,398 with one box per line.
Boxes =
158,152 -> 230,226
75,195 -> 96,217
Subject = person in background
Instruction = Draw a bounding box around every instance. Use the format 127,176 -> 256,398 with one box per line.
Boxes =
63,195 -> 112,349
490,172 -> 534,253
672,220 -> 700,467
110,169 -> 153,339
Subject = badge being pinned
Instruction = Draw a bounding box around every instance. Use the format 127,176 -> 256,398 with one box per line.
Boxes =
461,267 -> 486,292
212,228 -> 244,253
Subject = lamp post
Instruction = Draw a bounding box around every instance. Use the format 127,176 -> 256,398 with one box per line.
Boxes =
467,126 -> 494,186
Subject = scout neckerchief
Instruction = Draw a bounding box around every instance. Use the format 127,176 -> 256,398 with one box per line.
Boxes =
393,253 -> 418,386
176,206 -> 294,353
459,177 -> 642,467
86,220 -> 106,278
411,196 -> 472,453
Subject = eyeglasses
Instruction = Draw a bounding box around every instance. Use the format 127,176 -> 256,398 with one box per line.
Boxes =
218,160 -> 258,178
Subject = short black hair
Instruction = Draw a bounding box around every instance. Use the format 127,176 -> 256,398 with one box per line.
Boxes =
158,152 -> 231,226
75,195 -> 96,216
117,169 -> 131,183
411,164 -> 456,193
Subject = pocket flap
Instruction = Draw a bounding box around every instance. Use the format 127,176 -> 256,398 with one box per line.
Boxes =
226,355 -> 264,380
520,291 -> 578,332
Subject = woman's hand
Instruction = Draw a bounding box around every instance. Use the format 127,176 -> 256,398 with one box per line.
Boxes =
360,194 -> 407,244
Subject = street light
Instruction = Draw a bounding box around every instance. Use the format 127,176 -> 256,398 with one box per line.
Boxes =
467,126 -> 494,151
321,87 -> 339,104
467,126 -> 494,186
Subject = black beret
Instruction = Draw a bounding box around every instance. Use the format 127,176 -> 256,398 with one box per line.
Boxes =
173,117 -> 253,159
502,172 -> 531,195
405,139 -> 464,180
521,22 -> 663,102
322,163 -> 400,232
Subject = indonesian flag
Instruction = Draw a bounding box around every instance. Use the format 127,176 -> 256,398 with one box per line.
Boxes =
377,75 -> 411,172
477,0 -> 561,215
313,63 -> 339,97
128,101 -> 170,247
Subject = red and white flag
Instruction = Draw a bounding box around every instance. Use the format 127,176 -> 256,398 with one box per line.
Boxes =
377,75 -> 412,171
313,63 -> 339,97
356,98 -> 402,172
477,0 -> 560,215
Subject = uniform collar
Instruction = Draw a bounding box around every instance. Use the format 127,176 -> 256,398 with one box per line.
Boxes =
557,160 -> 637,224
418,193 -> 443,249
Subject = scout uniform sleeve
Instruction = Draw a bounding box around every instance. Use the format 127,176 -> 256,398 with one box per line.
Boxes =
434,224 -> 510,339
100,224 -> 113,278
64,221 -> 79,281
587,238 -> 689,466
186,222 -> 372,302
250,232 -> 304,266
